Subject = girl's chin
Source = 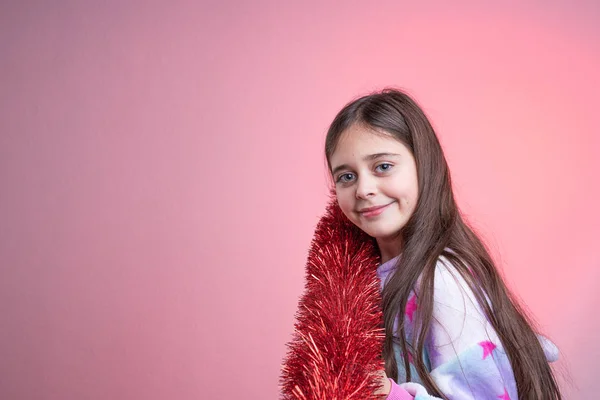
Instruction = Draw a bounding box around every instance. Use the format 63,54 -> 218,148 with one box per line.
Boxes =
364,228 -> 397,239
362,222 -> 405,238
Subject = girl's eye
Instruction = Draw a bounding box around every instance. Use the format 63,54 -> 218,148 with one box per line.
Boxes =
337,173 -> 355,183
376,163 -> 393,172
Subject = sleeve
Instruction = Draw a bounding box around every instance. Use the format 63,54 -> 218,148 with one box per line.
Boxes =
387,379 -> 415,400
421,258 -> 517,399
390,257 -> 559,400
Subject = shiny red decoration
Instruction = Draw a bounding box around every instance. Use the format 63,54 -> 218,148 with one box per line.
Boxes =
280,194 -> 386,399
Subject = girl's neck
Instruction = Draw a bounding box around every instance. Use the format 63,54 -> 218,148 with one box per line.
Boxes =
376,237 -> 403,264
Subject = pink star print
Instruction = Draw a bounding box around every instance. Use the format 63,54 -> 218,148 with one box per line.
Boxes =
400,351 -> 414,364
478,340 -> 496,359
406,295 -> 417,322
498,388 -> 511,400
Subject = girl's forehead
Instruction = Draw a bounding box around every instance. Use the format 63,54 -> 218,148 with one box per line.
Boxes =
334,125 -> 406,156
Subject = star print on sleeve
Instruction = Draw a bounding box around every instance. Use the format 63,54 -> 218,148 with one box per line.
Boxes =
406,294 -> 417,322
478,340 -> 496,359
398,350 -> 414,365
497,388 -> 511,400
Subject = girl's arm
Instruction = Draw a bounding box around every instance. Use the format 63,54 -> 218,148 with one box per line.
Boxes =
387,257 -> 558,400
373,369 -> 415,400
387,378 -> 417,400
422,258 -> 519,399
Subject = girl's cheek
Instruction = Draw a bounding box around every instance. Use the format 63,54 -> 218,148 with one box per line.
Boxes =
338,198 -> 354,218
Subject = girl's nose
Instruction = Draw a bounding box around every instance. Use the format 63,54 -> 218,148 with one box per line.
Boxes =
355,177 -> 376,199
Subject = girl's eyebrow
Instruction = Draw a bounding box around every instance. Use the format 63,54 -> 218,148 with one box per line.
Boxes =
331,152 -> 401,175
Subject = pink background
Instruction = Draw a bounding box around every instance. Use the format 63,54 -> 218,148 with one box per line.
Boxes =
1,1 -> 598,399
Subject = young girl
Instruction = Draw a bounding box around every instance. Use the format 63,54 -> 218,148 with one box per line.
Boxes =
281,88 -> 561,399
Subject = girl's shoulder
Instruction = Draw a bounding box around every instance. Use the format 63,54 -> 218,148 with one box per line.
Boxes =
418,252 -> 489,321
425,254 -> 502,364
434,256 -> 482,306
414,250 -> 471,294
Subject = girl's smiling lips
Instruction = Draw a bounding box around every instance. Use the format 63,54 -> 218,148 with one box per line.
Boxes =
357,202 -> 393,217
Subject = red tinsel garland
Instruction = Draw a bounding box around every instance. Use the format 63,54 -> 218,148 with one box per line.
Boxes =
280,193 -> 386,399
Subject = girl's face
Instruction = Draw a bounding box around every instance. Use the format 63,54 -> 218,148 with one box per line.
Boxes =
329,124 -> 419,250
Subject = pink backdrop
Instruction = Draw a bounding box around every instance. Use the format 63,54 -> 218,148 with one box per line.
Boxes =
1,1 -> 598,399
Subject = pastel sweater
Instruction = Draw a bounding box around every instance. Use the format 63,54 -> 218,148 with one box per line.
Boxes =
379,255 -> 559,400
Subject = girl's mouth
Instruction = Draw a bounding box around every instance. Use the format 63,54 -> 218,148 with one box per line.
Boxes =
359,203 -> 392,218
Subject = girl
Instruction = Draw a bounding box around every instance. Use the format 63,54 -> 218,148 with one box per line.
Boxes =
281,88 -> 561,399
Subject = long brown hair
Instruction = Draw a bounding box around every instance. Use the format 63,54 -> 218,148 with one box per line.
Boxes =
324,88 -> 561,399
